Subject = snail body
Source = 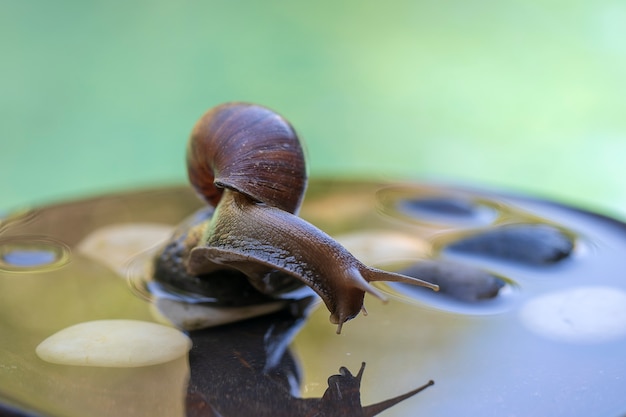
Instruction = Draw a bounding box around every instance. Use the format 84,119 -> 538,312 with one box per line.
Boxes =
156,102 -> 438,333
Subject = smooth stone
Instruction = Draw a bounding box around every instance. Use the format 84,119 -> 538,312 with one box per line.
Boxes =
401,197 -> 476,217
152,222 -> 278,307
152,298 -> 290,331
36,319 -> 191,367
335,231 -> 430,265
519,287 -> 626,343
446,224 -> 573,265
399,260 -> 506,302
396,196 -> 496,226
77,223 -> 174,276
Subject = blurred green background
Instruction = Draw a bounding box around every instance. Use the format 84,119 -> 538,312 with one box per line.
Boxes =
2,1 -> 626,217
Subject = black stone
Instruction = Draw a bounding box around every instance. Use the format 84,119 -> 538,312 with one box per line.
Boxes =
401,197 -> 477,217
446,224 -> 573,265
400,260 -> 506,302
152,208 -> 279,306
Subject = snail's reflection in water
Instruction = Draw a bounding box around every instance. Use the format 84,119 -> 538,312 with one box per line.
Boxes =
172,297 -> 433,417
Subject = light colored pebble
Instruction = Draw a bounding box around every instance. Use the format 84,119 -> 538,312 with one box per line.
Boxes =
152,298 -> 289,330
36,319 -> 191,367
76,223 -> 174,276
519,286 -> 626,343
335,230 -> 430,265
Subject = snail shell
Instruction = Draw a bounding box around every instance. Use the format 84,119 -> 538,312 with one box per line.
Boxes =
159,102 -> 438,333
186,102 -> 307,213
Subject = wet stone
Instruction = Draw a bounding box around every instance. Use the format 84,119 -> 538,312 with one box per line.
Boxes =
35,320 -> 191,367
399,260 -> 506,302
2,248 -> 57,267
401,197 -> 476,217
397,196 -> 495,226
445,224 -> 573,265
153,227 -> 279,307
0,237 -> 70,272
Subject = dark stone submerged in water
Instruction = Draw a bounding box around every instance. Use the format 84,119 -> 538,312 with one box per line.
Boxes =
400,260 -> 505,302
445,224 -> 574,265
401,197 -> 477,217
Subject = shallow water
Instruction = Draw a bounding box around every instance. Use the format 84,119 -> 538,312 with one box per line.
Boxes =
1,181 -> 625,416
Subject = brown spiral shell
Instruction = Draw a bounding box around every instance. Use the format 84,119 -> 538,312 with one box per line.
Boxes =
186,102 -> 308,214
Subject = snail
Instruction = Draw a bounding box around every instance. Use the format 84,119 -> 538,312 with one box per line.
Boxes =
154,102 -> 438,333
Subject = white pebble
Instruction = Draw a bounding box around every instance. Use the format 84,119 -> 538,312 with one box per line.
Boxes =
76,223 -> 174,276
152,298 -> 289,330
519,286 -> 626,343
36,320 -> 191,367
335,230 -> 430,265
